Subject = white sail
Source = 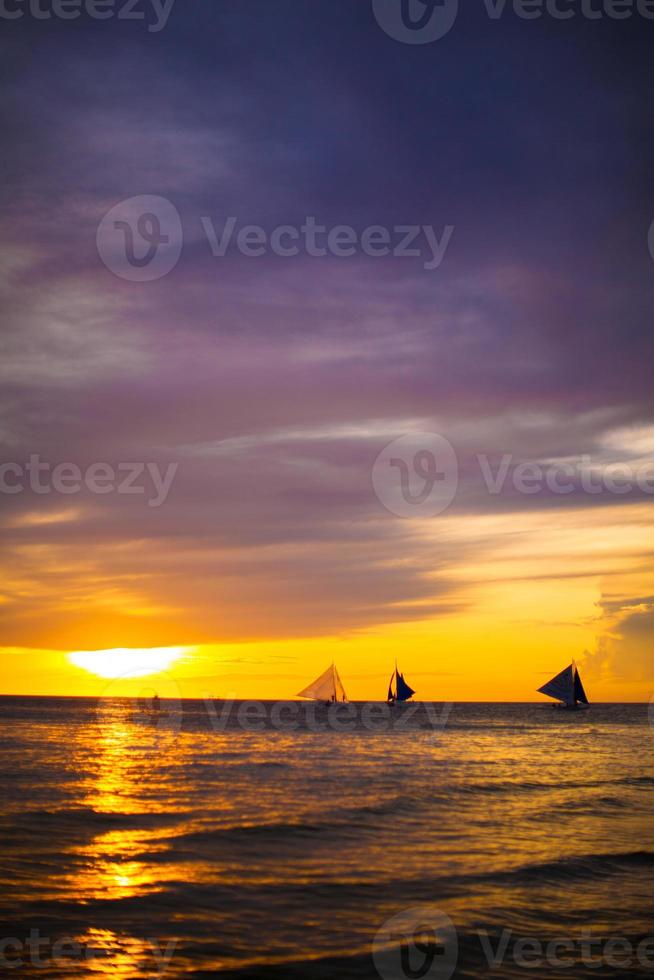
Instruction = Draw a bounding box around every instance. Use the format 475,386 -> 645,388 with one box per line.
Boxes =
297,663 -> 347,702
332,665 -> 347,702
537,664 -> 575,705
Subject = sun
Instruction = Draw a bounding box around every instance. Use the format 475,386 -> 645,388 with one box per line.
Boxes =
67,647 -> 186,679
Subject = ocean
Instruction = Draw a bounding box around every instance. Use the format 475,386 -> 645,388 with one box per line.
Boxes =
1,697 -> 652,979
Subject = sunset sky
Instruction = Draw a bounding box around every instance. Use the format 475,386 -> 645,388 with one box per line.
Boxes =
1,6 -> 653,701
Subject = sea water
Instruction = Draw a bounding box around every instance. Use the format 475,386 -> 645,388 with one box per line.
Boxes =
1,697 -> 652,978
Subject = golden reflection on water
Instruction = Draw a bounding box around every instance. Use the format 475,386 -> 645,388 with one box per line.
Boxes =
63,703 -> 185,974
85,720 -> 144,814
76,927 -> 168,979
72,708 -> 175,901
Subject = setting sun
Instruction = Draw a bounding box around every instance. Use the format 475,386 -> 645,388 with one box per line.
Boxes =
67,647 -> 187,680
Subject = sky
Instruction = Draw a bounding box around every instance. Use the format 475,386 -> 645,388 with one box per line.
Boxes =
1,2 -> 653,700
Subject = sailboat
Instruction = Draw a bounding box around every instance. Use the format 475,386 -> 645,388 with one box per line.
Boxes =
297,663 -> 348,704
537,659 -> 590,709
386,662 -> 415,704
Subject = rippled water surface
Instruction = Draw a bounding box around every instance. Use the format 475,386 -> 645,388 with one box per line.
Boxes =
1,697 -> 652,978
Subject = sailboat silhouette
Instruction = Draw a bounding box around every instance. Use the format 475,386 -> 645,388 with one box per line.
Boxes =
387,661 -> 416,704
537,660 -> 590,709
297,663 -> 347,704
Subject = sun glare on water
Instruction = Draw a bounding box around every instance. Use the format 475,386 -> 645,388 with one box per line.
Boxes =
67,647 -> 186,679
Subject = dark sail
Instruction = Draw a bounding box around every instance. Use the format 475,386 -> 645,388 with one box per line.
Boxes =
396,672 -> 415,702
573,667 -> 589,704
538,661 -> 590,707
537,665 -> 574,705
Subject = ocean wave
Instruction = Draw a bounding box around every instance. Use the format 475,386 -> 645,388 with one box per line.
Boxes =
0,805 -> 184,834
545,794 -> 629,813
474,850 -> 654,887
163,819 -> 350,848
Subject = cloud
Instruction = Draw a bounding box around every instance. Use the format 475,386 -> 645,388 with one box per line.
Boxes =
582,596 -> 654,685
1,5 -> 653,676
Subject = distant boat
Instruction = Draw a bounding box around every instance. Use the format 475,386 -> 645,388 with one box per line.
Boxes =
537,660 -> 590,709
297,663 -> 348,704
387,662 -> 415,704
